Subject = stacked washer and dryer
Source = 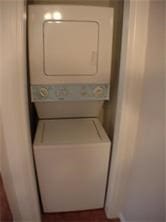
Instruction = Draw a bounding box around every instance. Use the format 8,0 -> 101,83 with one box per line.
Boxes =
28,5 -> 114,213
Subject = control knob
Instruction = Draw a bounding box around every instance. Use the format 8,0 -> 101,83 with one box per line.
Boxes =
39,87 -> 48,98
93,86 -> 104,97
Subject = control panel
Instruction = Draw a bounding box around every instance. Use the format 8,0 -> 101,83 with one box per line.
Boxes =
31,84 -> 110,102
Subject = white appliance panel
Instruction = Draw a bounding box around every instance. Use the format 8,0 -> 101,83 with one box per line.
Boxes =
34,118 -> 111,212
44,21 -> 98,76
34,101 -> 103,119
42,119 -> 101,144
28,5 -> 114,84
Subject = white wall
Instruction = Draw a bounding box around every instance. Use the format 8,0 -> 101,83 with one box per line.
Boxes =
121,1 -> 165,222
0,1 -> 41,221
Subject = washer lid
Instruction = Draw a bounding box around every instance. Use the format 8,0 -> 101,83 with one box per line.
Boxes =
34,118 -> 110,145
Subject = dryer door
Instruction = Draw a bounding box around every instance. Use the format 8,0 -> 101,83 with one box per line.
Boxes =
28,5 -> 114,85
44,21 -> 99,76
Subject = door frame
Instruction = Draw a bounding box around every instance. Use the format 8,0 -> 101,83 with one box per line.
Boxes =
105,0 -> 150,218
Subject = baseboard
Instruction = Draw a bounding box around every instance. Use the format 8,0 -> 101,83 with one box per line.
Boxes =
119,213 -> 127,222
119,214 -> 163,222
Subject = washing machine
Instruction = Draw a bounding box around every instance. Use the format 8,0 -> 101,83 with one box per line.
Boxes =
34,118 -> 110,212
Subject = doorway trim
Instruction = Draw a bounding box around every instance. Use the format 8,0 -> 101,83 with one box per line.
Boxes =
105,0 -> 150,218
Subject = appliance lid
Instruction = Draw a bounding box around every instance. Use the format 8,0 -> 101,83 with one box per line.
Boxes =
34,118 -> 109,145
